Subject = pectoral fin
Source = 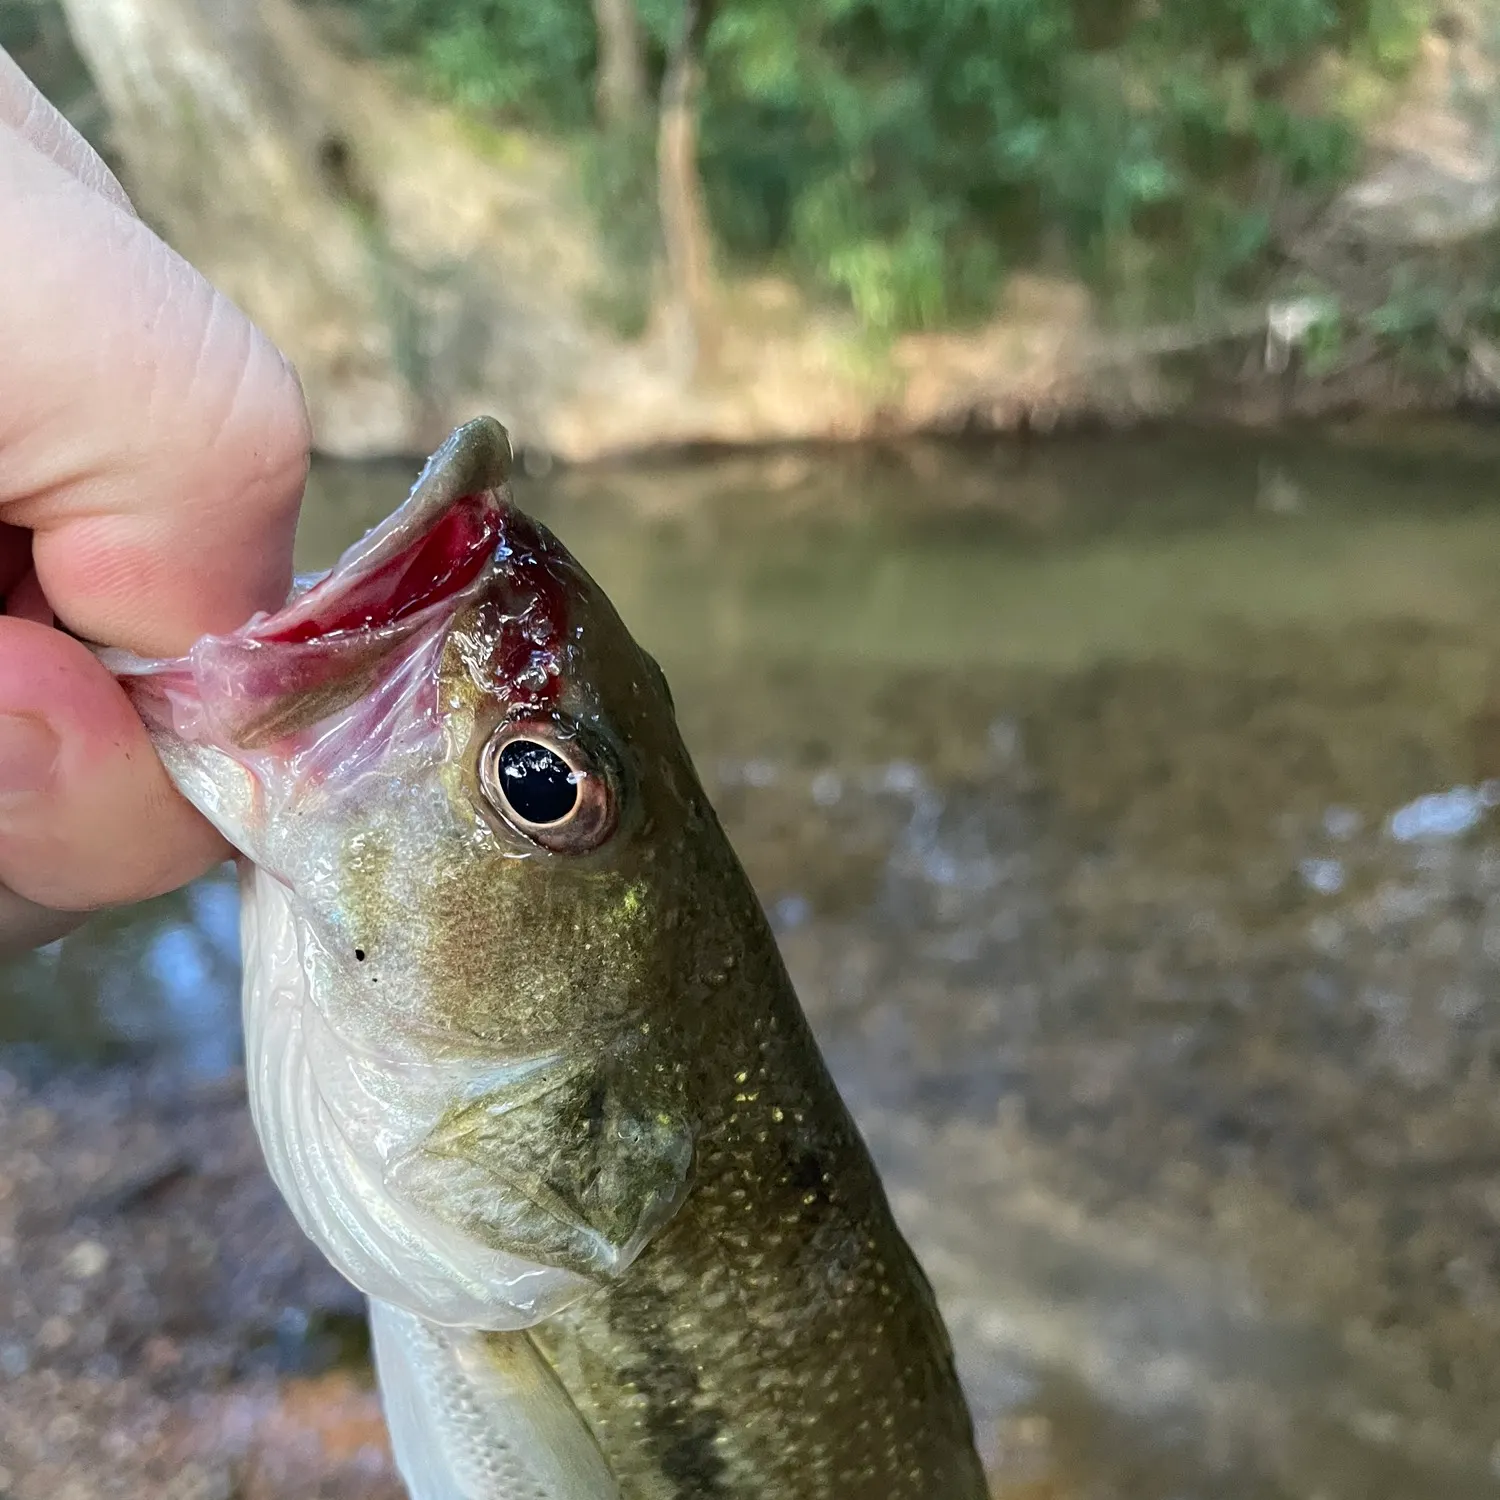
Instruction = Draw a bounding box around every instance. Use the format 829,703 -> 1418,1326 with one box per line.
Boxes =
370,1298 -> 620,1500
390,1049 -> 695,1281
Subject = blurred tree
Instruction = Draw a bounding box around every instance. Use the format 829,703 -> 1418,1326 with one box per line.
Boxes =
658,0 -> 718,372
335,0 -> 1431,334
591,0 -> 646,124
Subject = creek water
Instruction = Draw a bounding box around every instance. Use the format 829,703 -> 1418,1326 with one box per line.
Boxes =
7,421 -> 1500,1497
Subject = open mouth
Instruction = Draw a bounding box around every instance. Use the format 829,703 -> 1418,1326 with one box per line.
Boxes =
257,419 -> 512,648
108,418 -> 516,752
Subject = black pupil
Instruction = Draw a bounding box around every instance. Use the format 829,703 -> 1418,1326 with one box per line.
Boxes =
498,739 -> 579,825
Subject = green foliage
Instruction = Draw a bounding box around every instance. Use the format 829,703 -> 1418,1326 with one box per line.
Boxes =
1364,265 -> 1470,375
1361,0 -> 1431,72
355,0 -> 598,120
1300,298 -> 1347,377
338,0 -> 1425,332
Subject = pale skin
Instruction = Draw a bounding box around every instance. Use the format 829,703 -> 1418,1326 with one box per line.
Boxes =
0,49 -> 309,951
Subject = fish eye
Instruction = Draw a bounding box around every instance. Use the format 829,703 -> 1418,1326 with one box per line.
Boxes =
478,719 -> 617,853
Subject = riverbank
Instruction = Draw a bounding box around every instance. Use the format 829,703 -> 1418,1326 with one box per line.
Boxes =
14,0 -> 1500,461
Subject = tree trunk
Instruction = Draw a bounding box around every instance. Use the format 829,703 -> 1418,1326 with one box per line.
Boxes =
591,0 -> 646,126
55,0 -> 422,456
656,0 -> 718,376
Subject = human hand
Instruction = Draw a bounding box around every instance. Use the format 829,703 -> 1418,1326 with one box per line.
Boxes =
0,51 -> 310,951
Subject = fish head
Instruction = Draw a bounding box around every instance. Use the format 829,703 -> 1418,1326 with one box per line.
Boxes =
108,418 -> 730,1327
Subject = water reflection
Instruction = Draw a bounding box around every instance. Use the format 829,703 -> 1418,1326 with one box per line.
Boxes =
9,425 -> 1500,1496
0,865 -> 240,1070
1388,783 -> 1500,842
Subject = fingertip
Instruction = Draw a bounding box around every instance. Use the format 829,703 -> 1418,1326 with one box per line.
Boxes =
0,620 -> 227,909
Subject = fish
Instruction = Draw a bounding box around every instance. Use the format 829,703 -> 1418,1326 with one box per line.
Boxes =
105,418 -> 990,1500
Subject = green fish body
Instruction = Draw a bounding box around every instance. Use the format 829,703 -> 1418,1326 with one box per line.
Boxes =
107,419 -> 988,1500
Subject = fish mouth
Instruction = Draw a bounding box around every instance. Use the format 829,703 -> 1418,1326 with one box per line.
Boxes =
105,417 -> 517,751
252,416 -> 514,648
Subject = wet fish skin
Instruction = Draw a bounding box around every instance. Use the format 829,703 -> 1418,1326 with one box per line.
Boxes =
108,418 -> 989,1500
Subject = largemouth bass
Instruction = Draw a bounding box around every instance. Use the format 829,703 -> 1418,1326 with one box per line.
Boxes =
107,419 -> 988,1500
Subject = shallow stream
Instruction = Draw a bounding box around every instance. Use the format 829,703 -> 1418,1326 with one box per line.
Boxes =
8,421 -> 1500,1497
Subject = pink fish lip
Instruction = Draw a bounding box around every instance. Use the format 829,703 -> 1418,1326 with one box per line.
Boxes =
107,417 -> 522,753
245,416 -> 515,650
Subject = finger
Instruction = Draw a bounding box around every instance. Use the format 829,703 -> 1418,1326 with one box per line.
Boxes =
0,48 -> 133,210
0,121 -> 310,656
0,618 -> 227,911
